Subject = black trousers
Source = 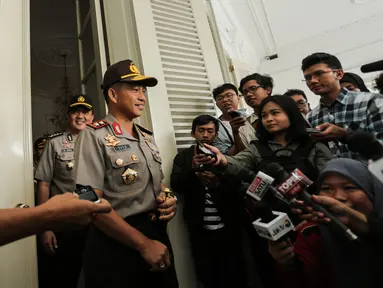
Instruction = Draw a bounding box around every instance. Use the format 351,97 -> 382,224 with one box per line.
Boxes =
190,228 -> 251,288
83,213 -> 179,288
37,227 -> 88,288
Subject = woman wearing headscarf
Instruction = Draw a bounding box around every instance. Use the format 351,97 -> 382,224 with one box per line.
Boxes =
268,158 -> 383,288
340,72 -> 370,92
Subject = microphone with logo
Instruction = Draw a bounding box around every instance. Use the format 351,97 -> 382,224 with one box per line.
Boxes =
263,163 -> 359,241
241,170 -> 295,241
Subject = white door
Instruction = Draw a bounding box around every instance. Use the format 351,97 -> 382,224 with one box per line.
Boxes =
76,0 -> 108,119
0,1 -> 38,287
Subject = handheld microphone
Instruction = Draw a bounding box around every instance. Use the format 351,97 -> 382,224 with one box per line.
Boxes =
251,202 -> 294,241
360,59 -> 383,73
263,163 -> 358,241
345,132 -> 383,161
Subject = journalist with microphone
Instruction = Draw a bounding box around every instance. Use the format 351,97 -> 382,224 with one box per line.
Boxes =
269,158 -> 383,288
204,96 -> 331,189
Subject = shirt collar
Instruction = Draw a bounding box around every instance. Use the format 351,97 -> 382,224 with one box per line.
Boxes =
319,87 -> 348,108
248,113 -> 258,124
104,113 -> 138,141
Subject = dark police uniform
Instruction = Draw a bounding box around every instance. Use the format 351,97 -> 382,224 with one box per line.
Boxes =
34,95 -> 93,288
74,59 -> 178,288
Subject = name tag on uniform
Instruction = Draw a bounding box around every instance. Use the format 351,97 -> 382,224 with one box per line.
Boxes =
114,144 -> 131,152
61,148 -> 74,153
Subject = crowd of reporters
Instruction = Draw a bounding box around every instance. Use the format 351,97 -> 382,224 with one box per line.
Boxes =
170,52 -> 383,288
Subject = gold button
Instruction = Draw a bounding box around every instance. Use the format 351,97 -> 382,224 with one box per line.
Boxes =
115,158 -> 124,166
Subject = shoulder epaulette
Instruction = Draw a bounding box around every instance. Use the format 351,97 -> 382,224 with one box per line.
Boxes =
48,132 -> 63,139
136,124 -> 153,136
87,120 -> 110,129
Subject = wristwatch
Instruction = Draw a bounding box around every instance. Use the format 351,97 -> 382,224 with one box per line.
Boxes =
162,188 -> 177,201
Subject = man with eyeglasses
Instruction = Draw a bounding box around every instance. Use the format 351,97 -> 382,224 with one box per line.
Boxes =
302,52 -> 383,159
284,89 -> 311,116
212,83 -> 250,155
238,73 -> 274,146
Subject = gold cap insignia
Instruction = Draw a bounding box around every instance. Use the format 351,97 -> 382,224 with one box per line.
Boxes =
129,62 -> 140,74
78,96 -> 85,102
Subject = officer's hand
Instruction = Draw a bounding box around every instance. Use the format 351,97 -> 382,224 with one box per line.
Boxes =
268,240 -> 295,265
140,239 -> 171,271
156,196 -> 177,221
40,230 -> 57,255
229,115 -> 246,133
41,193 -> 112,231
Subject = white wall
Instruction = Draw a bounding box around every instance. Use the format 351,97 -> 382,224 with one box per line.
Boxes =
259,0 -> 383,106
213,0 -> 383,107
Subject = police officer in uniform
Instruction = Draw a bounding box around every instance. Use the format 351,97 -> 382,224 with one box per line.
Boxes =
35,95 -> 94,288
74,59 -> 178,288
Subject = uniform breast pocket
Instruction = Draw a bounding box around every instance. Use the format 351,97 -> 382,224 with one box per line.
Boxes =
55,151 -> 74,170
108,153 -> 142,191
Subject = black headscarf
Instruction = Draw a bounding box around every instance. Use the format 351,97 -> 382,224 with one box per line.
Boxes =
317,158 -> 383,288
340,72 -> 370,92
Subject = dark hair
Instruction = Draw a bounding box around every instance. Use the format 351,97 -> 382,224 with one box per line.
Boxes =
283,89 -> 308,101
212,83 -> 239,99
239,73 -> 274,94
301,52 -> 343,72
256,95 -> 309,144
192,115 -> 219,133
375,73 -> 383,94
103,83 -> 123,103
340,72 -> 370,92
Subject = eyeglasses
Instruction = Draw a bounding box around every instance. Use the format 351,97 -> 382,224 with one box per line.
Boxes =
215,92 -> 235,102
296,100 -> 307,107
242,85 -> 263,96
302,70 -> 338,82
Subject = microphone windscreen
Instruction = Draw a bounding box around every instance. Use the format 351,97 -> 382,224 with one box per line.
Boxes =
361,60 -> 383,73
345,132 -> 383,161
262,163 -> 289,185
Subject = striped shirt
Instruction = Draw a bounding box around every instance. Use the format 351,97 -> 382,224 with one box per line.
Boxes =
307,88 -> 383,159
203,187 -> 225,230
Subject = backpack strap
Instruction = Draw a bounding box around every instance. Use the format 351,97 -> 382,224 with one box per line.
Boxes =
217,118 -> 234,145
252,140 -> 273,159
292,139 -> 319,182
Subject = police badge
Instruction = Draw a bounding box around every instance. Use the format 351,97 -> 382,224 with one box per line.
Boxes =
121,168 -> 137,184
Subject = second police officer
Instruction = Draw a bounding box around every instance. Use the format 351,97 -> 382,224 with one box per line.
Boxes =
74,59 -> 179,287
35,95 -> 94,288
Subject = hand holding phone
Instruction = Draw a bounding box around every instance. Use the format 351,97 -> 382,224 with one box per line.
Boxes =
194,141 -> 217,171
306,128 -> 321,134
74,184 -> 100,203
229,110 -> 242,119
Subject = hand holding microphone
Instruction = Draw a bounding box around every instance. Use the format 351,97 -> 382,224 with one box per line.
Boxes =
294,195 -> 370,234
263,163 -> 359,241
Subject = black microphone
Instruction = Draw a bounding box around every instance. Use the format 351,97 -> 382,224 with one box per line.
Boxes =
345,132 -> 383,161
360,59 -> 383,73
237,168 -> 256,183
263,163 -> 358,241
